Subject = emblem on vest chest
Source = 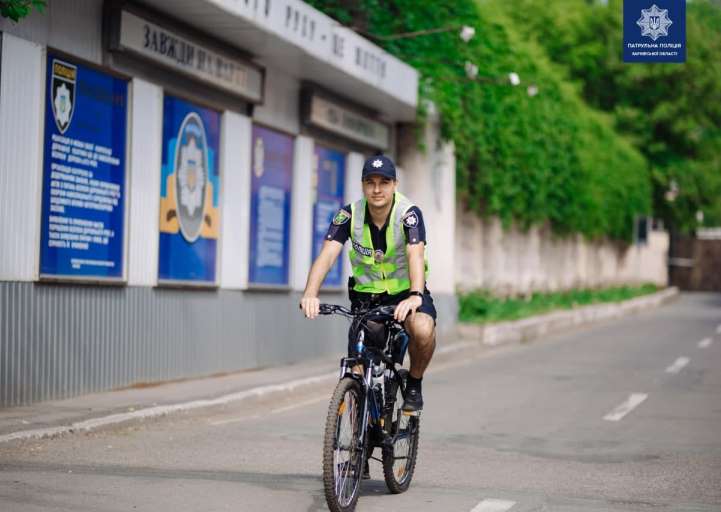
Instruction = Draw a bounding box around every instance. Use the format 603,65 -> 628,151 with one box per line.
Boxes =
351,239 -> 373,257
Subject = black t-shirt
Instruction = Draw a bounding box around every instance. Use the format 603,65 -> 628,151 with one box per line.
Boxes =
324,201 -> 426,252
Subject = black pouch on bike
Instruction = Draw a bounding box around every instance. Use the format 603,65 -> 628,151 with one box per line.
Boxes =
363,320 -> 388,350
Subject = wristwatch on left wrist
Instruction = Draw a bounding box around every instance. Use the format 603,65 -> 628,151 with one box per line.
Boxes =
408,291 -> 423,298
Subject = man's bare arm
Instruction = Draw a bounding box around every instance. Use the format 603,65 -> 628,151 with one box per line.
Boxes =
300,240 -> 344,319
407,242 -> 426,293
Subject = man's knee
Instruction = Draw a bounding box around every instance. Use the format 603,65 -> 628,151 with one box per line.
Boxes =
406,313 -> 435,343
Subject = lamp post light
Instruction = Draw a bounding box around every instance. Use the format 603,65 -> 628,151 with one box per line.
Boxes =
508,72 -> 521,86
465,61 -> 479,80
459,25 -> 476,43
665,179 -> 679,202
527,84 -> 539,97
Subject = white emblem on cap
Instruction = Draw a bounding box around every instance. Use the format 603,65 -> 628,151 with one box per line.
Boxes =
372,159 -> 383,168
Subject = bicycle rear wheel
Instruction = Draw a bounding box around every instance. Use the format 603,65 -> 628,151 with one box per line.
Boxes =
322,377 -> 365,512
382,369 -> 420,493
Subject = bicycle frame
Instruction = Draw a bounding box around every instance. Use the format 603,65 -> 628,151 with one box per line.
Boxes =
327,304 -> 409,450
319,302 -> 420,510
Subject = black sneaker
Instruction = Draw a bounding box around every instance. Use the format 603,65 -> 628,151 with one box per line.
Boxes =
402,386 -> 423,413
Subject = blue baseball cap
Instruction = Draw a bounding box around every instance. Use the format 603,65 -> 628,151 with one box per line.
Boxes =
361,155 -> 396,180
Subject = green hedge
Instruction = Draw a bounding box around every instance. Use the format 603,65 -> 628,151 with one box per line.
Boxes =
306,0 -> 652,241
459,284 -> 659,324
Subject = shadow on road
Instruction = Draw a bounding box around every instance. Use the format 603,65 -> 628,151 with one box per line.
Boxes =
0,461 -> 321,490
0,461 -> 401,511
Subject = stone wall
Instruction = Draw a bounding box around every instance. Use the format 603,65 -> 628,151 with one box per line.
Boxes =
455,209 -> 669,294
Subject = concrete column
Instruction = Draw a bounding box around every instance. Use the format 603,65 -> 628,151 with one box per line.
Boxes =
127,78 -> 162,286
0,34 -> 44,281
343,152 -> 365,283
219,112 -> 253,289
289,136 -> 315,291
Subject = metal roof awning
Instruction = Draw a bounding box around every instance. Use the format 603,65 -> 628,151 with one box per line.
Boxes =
136,0 -> 419,122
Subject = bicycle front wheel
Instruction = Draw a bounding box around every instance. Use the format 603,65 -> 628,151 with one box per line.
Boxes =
322,376 -> 365,512
382,369 -> 420,493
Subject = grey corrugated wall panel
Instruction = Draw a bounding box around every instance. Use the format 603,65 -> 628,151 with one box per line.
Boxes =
0,282 -> 457,408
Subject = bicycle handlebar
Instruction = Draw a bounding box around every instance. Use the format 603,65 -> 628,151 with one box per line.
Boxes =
318,303 -> 397,321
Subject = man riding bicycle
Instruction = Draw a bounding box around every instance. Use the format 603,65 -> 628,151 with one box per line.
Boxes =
300,155 -> 436,413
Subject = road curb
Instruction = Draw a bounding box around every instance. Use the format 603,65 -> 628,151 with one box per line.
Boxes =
457,287 -> 679,346
0,372 -> 337,445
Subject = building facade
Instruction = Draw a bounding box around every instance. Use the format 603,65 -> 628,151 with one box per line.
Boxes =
0,0 -> 458,407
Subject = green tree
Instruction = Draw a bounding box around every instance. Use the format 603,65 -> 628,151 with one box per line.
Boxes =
0,0 -> 45,22
496,0 -> 721,231
306,0 -> 651,240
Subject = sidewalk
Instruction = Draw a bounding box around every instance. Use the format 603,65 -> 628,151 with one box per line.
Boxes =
0,354 -> 344,443
0,287 -> 678,445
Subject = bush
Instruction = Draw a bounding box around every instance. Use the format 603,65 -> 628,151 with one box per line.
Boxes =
459,284 -> 659,323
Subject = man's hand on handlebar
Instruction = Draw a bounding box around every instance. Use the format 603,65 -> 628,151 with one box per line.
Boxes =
300,296 -> 320,319
394,295 -> 422,323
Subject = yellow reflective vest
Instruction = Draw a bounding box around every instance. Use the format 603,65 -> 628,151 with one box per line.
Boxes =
348,192 -> 428,294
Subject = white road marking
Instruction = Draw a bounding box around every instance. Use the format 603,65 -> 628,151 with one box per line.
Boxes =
665,357 -> 690,374
210,396 -> 327,426
209,414 -> 261,426
603,393 -> 648,422
471,499 -> 516,512
698,338 -> 713,349
270,396 -> 327,415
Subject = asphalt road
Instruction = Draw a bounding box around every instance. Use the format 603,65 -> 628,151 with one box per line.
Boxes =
1,293 -> 720,512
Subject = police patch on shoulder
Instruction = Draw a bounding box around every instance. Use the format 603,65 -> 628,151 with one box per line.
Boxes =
332,209 -> 351,225
402,210 -> 419,228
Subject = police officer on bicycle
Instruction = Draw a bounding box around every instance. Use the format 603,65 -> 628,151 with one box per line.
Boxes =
300,155 -> 436,412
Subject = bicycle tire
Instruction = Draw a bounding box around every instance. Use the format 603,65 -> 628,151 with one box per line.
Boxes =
323,376 -> 365,512
382,369 -> 420,494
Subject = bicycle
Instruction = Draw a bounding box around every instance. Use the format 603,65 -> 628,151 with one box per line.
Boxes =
318,303 -> 421,512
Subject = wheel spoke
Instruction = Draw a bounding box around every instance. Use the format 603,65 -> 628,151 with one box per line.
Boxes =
332,388 -> 361,506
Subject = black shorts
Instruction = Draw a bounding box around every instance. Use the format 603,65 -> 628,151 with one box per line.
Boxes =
348,282 -> 437,323
347,283 -> 437,357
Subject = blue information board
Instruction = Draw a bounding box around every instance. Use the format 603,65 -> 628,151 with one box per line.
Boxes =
313,145 -> 345,287
248,125 -> 293,286
158,95 -> 221,284
39,55 -> 128,279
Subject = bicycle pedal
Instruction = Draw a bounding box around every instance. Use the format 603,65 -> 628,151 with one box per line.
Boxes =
402,410 -> 421,417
